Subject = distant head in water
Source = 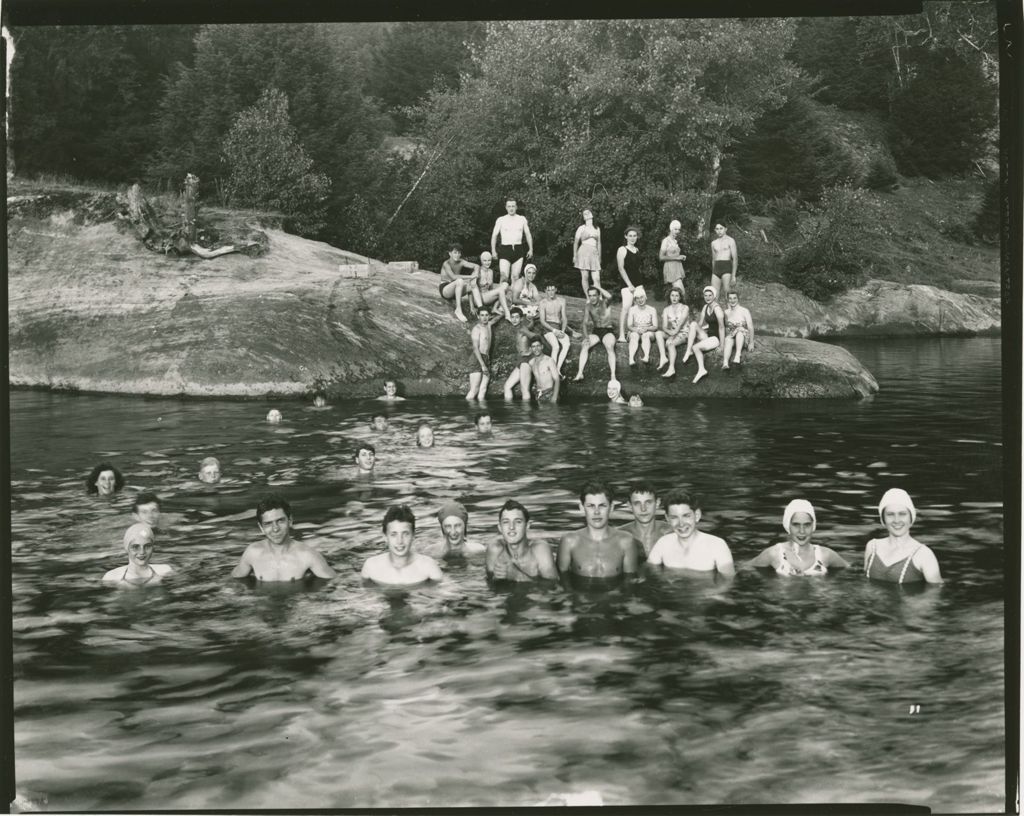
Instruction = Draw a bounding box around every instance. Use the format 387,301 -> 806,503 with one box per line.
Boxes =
198,456 -> 221,484
266,409 -> 282,424
416,423 -> 434,448
87,462 -> 124,496
312,393 -> 327,408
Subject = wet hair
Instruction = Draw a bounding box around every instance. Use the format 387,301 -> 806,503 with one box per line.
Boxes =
355,442 -> 376,459
382,503 -> 416,534
498,498 -> 531,524
256,493 -> 293,524
448,243 -> 463,253
662,489 -> 701,514
628,481 -> 658,502
132,492 -> 162,511
578,479 -> 613,506
474,413 -> 491,428
384,379 -> 397,388
85,462 -> 125,494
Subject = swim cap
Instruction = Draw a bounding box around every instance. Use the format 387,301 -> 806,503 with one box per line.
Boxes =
669,219 -> 681,230
702,285 -> 717,296
633,286 -> 647,301
524,263 -> 537,274
782,499 -> 817,533
123,522 -> 154,546
480,251 -> 492,261
878,488 -> 916,524
436,501 -> 468,525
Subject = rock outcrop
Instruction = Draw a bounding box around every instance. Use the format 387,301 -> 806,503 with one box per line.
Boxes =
8,203 -> 879,400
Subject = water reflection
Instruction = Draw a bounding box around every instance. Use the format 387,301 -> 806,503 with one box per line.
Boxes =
9,338 -> 1005,811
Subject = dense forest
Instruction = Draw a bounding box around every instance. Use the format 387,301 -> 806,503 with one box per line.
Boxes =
9,5 -> 1000,299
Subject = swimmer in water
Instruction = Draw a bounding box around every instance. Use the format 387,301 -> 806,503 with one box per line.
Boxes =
486,499 -> 559,581
312,392 -> 328,408
370,413 -> 389,432
198,456 -> 221,484
266,409 -> 283,424
361,504 -> 444,585
475,413 -> 493,435
230,494 -> 336,582
102,523 -> 174,586
416,423 -> 435,448
618,481 -> 671,561
354,442 -> 376,477
863,488 -> 942,584
746,499 -> 850,575
86,462 -> 125,496
378,380 -> 406,402
647,490 -> 735,576
131,492 -> 162,530
606,379 -> 627,404
435,500 -> 487,557
557,480 -> 639,579
628,394 -> 644,407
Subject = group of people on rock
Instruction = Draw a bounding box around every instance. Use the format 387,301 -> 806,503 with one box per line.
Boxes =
437,199 -> 755,401
89,451 -> 941,588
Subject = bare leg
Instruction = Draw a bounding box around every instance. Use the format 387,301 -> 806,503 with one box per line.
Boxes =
557,335 -> 571,370
468,280 -> 484,308
664,338 -> 678,377
453,279 -> 469,321
503,367 -> 520,401
574,336 -> 597,380
467,372 -> 482,400
510,257 -> 525,283
655,330 -> 668,368
602,333 -> 618,380
628,331 -> 640,364
682,322 -> 699,362
734,332 -> 745,363
481,283 -> 513,320
618,289 -> 633,342
692,346 -> 708,383
722,336 -> 734,369
721,273 -> 734,299
499,258 -> 512,285
711,272 -> 722,297
580,269 -> 589,298
519,361 -> 533,399
545,331 -> 559,363
478,374 -> 489,401
640,331 -> 652,362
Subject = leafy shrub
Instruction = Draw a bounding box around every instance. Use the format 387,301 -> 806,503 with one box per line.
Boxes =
763,194 -> 802,236
711,190 -> 752,228
780,185 -> 872,300
864,154 -> 899,191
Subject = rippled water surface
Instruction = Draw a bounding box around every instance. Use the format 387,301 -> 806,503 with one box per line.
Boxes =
10,338 -> 1006,811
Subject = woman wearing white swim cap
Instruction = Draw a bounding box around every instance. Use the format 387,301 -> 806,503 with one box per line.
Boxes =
746,499 -> 850,576
863,488 -> 943,584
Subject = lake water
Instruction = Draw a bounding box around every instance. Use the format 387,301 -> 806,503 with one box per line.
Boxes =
9,337 -> 1006,811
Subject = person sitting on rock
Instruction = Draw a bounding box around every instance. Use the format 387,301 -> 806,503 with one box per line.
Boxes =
474,250 -> 513,320
510,263 -> 541,307
681,286 -> 725,384
626,286 -> 666,369
660,286 -> 690,379
573,285 -> 618,383
538,282 -> 572,374
377,380 -> 406,402
86,462 -> 125,497
722,290 -> 754,369
438,243 -> 483,323
361,504 -> 443,586
103,523 -> 174,586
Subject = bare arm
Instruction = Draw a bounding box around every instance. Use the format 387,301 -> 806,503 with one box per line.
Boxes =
572,226 -> 582,262
490,219 -> 501,255
915,546 -> 943,584
538,305 -> 557,333
626,306 -> 638,333
524,219 -> 533,258
557,535 -> 573,573
307,548 -> 337,579
534,540 -> 560,580
821,547 -> 851,569
558,299 -> 567,331
425,556 -> 444,582
730,237 -> 738,276
231,546 -> 254,578
744,307 -> 754,348
658,237 -> 673,263
715,539 -> 736,577
548,361 -> 561,402
621,534 -> 639,574
617,246 -> 633,288
595,228 -> 602,260
646,538 -> 665,566
746,545 -> 778,569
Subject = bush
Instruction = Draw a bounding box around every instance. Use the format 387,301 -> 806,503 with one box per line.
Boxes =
711,190 -> 752,227
864,154 -> 899,191
972,177 -> 1000,243
763,194 -> 802,236
780,185 -> 872,300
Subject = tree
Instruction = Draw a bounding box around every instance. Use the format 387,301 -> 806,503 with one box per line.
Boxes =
221,88 -> 330,236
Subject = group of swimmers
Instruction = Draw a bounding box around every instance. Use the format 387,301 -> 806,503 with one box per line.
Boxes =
438,200 -> 754,400
89,451 -> 942,588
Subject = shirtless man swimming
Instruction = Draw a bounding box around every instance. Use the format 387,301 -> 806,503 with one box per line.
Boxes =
198,457 -> 221,484
618,481 -> 671,561
491,198 -> 534,284
528,338 -> 561,403
503,308 -> 535,400
558,480 -> 638,579
710,223 -> 738,298
647,489 -> 735,576
486,499 -> 559,581
354,442 -> 376,477
377,380 -> 406,402
361,504 -> 444,585
231,494 -> 336,581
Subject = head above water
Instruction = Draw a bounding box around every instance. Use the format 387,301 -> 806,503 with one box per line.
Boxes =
475,413 -> 492,433
662,489 -> 701,516
132,492 -> 162,526
266,408 -> 283,423
382,503 -> 417,535
198,456 -> 221,484
87,462 -> 125,496
877,488 -> 917,525
256,493 -> 293,527
782,499 -> 817,534
416,423 -> 435,447
436,500 -> 468,528
606,379 -> 622,400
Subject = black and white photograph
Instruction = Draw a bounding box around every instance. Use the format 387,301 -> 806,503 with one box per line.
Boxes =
4,1 -> 1019,812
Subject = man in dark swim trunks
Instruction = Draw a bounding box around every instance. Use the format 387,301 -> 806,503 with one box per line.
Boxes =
557,480 -> 638,579
491,198 -> 534,284
485,499 -> 559,581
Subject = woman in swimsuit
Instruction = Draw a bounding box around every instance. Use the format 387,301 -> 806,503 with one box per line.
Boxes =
102,523 -> 174,586
681,285 -> 725,384
746,499 -> 849,575
616,227 -> 643,343
721,290 -> 754,369
864,488 -> 943,584
660,286 -> 690,379
573,209 -> 603,297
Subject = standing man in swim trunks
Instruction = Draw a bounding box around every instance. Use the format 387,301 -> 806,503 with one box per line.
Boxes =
491,197 -> 534,285
439,243 -> 483,323
573,285 -> 618,382
618,481 -> 671,561
503,307 -> 536,401
710,223 -> 738,298
538,282 -> 572,374
558,480 -> 639,579
361,504 -> 444,585
528,338 -> 561,403
435,500 -> 487,558
467,306 -> 497,402
647,490 -> 735,576
486,499 -> 559,581
231,494 -> 337,581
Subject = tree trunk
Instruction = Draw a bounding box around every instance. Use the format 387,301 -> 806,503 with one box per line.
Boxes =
183,173 -> 199,243
698,148 -> 723,242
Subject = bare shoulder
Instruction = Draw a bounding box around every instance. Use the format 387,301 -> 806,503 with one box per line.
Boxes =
612,528 -> 636,547
102,567 -> 123,582
153,564 -> 175,577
